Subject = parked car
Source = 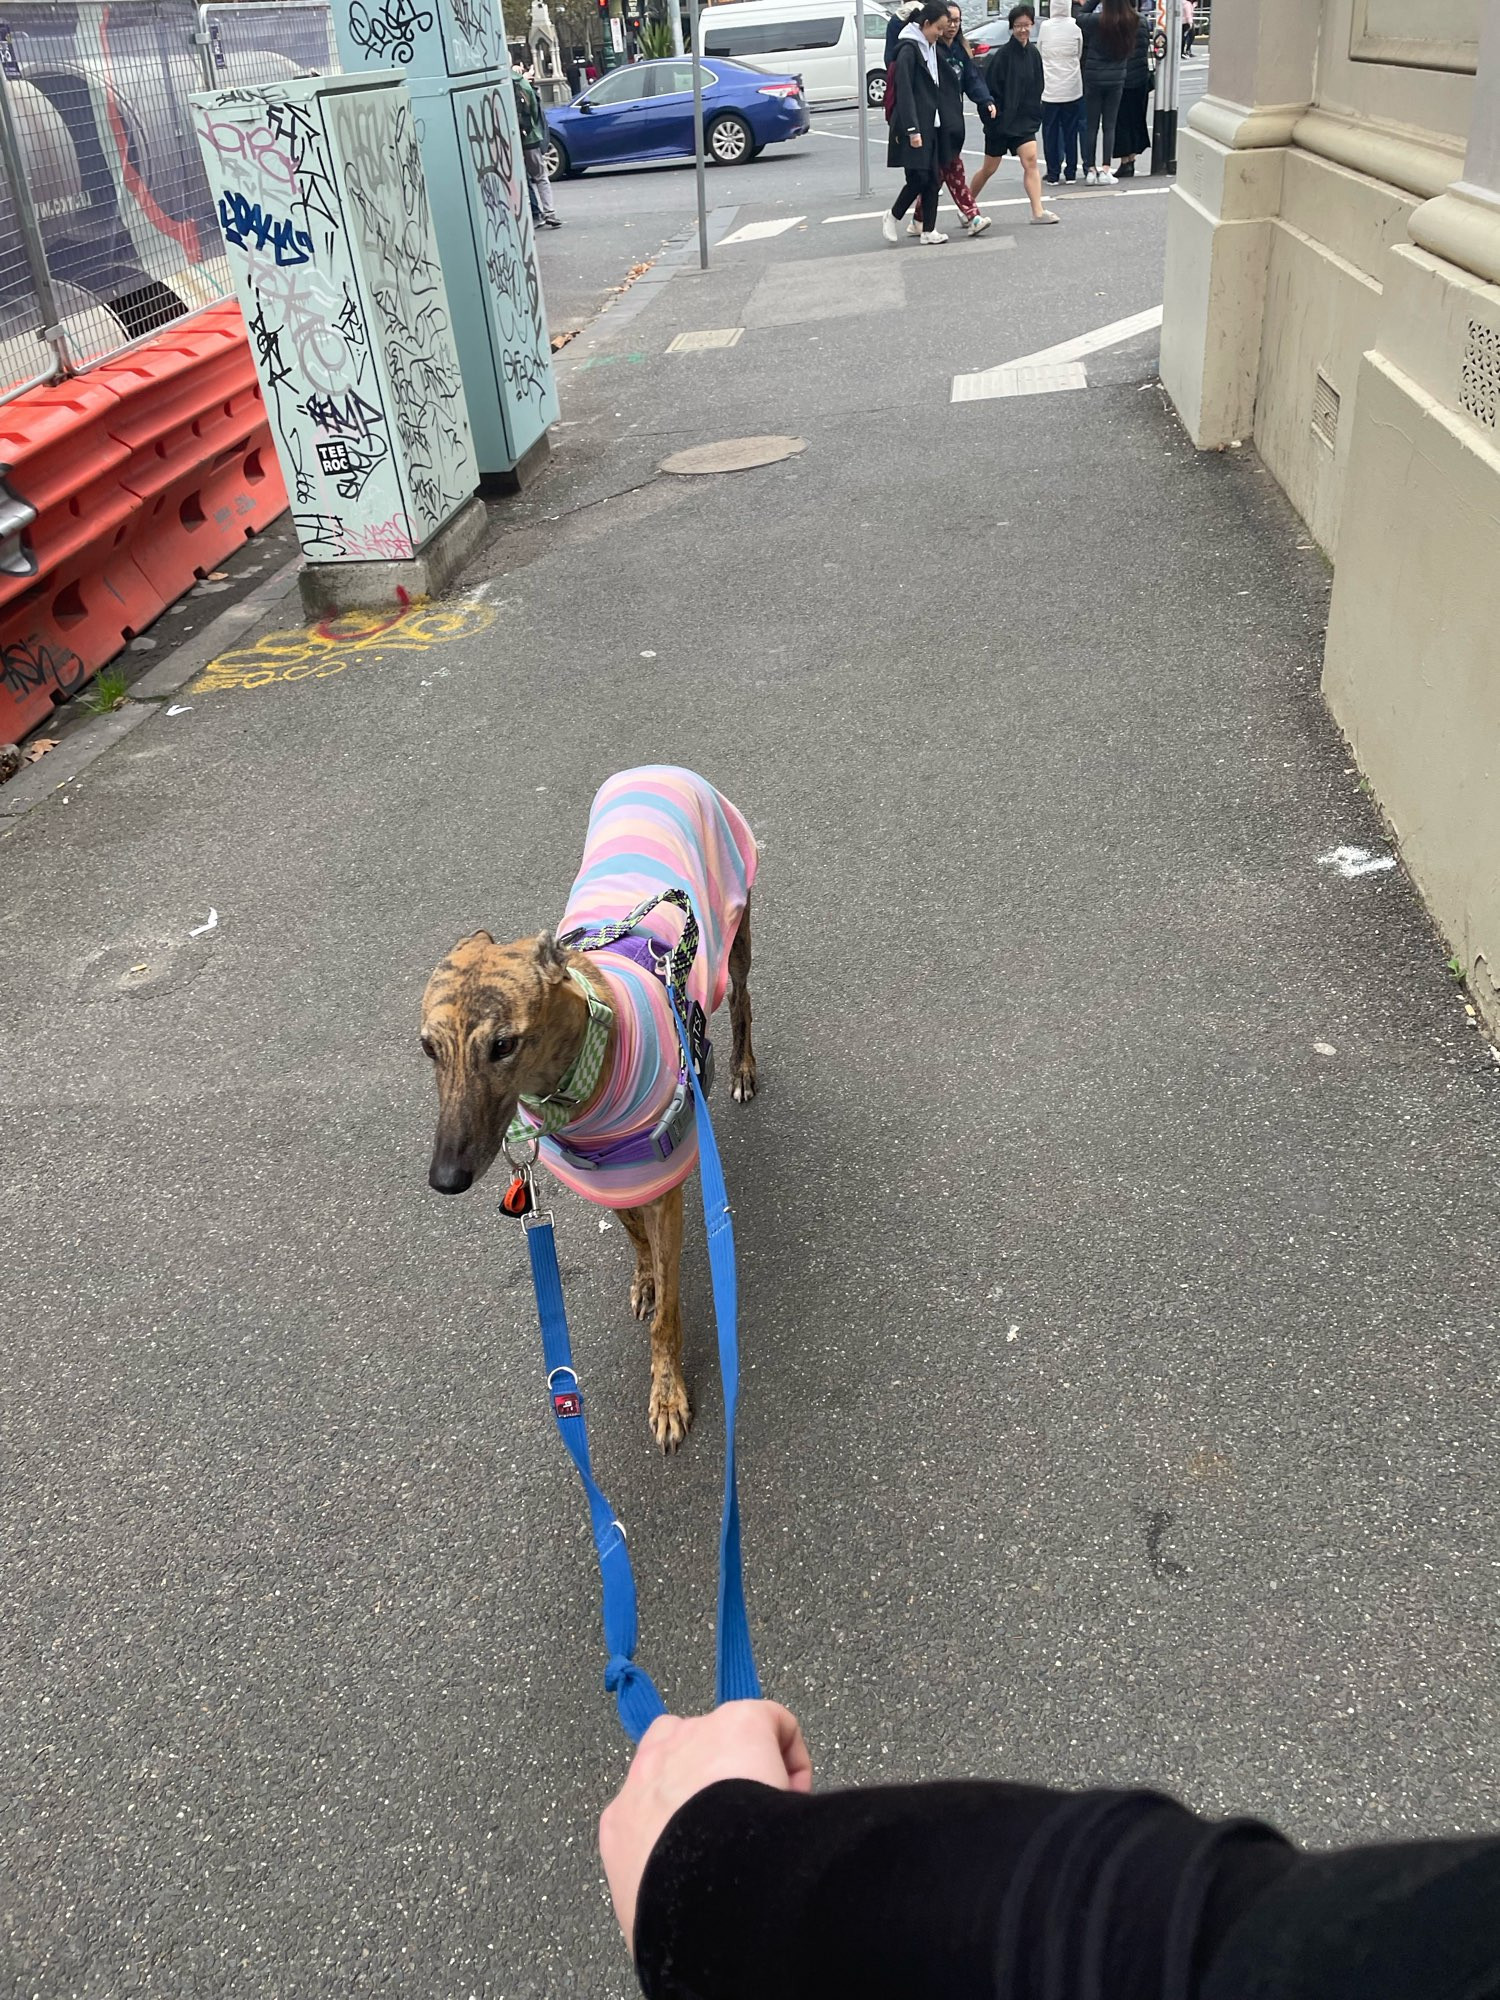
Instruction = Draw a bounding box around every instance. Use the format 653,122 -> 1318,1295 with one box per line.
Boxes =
960,4 -> 1009,55
700,0 -> 891,106
544,57 -> 810,174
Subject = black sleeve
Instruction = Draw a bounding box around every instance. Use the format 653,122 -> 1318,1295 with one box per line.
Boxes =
633,1778 -> 1295,2000
893,42 -> 920,134
633,1779 -> 1500,2000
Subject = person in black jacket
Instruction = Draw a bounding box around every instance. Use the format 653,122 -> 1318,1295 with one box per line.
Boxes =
601,1700 -> 1500,2000
968,5 -> 1058,223
1078,0 -> 1138,181
882,0 -> 953,246
1113,6 -> 1153,175
924,7 -> 997,238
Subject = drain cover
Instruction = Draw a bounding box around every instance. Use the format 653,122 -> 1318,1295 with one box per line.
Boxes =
77,934 -> 211,1002
659,435 -> 806,475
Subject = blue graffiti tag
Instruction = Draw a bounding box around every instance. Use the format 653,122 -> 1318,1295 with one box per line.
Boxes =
218,191 -> 314,266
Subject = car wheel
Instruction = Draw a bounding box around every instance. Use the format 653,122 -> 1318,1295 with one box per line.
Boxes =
546,133 -> 577,178
866,68 -> 885,106
707,113 -> 753,165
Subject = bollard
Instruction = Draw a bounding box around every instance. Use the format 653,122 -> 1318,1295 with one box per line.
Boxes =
193,73 -> 488,614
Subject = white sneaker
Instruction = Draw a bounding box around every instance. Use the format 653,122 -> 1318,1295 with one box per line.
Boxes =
882,210 -> 899,243
919,229 -> 948,244
1097,167 -> 1116,183
1084,168 -> 1099,184
907,214 -> 923,235
964,212 -> 992,235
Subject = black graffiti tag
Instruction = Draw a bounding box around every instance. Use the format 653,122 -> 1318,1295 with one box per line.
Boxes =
346,0 -> 434,64
0,635 -> 86,703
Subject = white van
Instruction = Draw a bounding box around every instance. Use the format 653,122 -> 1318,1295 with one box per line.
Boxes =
699,0 -> 892,106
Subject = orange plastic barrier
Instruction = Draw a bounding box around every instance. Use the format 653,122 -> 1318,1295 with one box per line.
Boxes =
93,305 -> 286,606
0,376 -> 166,740
0,303 -> 288,746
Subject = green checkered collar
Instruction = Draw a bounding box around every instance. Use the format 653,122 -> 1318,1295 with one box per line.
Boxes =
508,966 -> 614,1144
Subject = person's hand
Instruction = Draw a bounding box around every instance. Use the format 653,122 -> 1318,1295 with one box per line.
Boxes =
983,101 -> 996,116
599,1701 -> 812,1951
911,131 -> 923,146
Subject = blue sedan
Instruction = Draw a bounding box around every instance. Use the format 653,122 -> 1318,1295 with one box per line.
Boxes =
544,57 -> 810,175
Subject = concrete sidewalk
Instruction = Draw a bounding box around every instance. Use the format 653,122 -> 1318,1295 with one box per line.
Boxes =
3,172 -> 1498,2000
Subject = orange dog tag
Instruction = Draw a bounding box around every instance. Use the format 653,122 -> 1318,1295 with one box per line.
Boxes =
501,1175 -> 534,1219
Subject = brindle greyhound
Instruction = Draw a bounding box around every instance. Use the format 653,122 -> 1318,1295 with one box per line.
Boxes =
421,903 -> 757,1451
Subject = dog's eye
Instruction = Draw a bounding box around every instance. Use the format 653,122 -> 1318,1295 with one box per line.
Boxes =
490,1035 -> 520,1062
420,1035 -> 437,1060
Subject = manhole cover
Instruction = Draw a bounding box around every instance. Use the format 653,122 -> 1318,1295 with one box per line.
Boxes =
659,435 -> 806,475
77,934 -> 212,1003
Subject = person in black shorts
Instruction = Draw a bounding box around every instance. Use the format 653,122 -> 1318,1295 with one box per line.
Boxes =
968,4 -> 1058,223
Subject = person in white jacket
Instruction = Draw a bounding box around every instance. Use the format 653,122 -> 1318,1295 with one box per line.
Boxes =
1036,0 -> 1084,184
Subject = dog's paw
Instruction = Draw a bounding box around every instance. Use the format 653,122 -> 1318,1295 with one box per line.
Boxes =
649,1376 -> 692,1454
731,1061 -> 758,1104
631,1271 -> 656,1321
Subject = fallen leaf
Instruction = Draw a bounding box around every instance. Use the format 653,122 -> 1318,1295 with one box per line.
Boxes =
23,736 -> 59,762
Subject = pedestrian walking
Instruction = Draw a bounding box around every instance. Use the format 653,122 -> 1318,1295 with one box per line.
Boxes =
922,5 -> 997,238
1182,0 -> 1196,55
969,4 -> 1057,223
513,66 -> 562,229
1037,0 -> 1084,183
882,0 -> 952,247
1078,0 -> 1138,183
1113,4 -> 1153,175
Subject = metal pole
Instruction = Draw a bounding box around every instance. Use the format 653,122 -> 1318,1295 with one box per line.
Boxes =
689,0 -> 708,269
855,0 -> 871,198
1151,0 -> 1181,174
0,68 -> 68,378
671,0 -> 684,56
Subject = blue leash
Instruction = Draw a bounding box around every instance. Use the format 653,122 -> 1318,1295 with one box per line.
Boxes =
514,987 -> 760,1741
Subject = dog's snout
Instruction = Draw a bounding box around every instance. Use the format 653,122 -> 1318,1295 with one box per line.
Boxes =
429,1159 -> 475,1195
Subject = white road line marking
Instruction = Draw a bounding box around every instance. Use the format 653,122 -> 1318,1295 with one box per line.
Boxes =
188,907 -> 219,937
821,187 -> 1169,223
718,215 -> 806,244
950,304 -> 1163,402
1003,304 -> 1163,368
951,359 -> 1088,401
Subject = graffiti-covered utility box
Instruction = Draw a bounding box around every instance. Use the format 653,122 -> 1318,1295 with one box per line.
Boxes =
192,73 -> 482,585
332,0 -> 559,485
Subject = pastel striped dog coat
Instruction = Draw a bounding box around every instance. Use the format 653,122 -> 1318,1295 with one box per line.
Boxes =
514,767 -> 757,1208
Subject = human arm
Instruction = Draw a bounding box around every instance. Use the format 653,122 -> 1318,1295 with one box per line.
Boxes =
604,1704 -> 1500,2000
961,47 -> 997,112
892,40 -> 922,139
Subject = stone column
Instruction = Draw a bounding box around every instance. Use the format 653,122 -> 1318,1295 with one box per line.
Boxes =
1158,0 -> 1319,445
1321,0 -> 1500,1032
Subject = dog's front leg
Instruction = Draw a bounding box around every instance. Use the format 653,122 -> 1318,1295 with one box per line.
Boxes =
617,1205 -> 655,1323
642,1186 -> 689,1452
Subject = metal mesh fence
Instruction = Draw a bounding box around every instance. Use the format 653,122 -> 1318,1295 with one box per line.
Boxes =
202,2 -> 338,82
0,0 -> 338,400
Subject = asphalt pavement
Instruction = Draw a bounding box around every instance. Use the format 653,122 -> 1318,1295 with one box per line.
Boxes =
5,54 -> 1499,2000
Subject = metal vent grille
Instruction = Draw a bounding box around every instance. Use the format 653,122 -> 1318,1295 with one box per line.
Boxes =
1459,320 -> 1500,429
1311,370 -> 1340,449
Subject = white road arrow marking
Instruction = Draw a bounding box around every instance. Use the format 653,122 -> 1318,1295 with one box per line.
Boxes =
188,907 -> 219,937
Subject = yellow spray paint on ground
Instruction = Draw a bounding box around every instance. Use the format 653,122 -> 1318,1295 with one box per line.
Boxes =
192,601 -> 497,694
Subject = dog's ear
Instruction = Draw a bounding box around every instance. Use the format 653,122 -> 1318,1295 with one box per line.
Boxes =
533,929 -> 569,985
463,928 -> 495,948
